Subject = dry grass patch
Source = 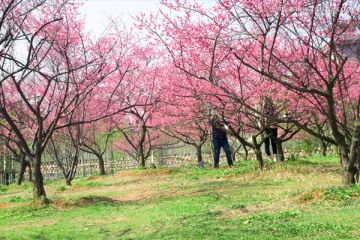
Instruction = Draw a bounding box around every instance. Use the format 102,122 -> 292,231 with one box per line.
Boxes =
48,169 -> 179,203
0,202 -> 21,209
114,169 -> 174,179
295,189 -> 324,203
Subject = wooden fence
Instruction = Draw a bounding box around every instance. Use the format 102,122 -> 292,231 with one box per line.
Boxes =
0,153 -> 206,184
0,146 -> 336,184
40,154 -> 201,180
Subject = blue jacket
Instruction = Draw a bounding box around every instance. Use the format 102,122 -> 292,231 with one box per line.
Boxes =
210,117 -> 228,139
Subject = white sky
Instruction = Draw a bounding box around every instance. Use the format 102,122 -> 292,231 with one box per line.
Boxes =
80,0 -> 215,37
80,0 -> 162,37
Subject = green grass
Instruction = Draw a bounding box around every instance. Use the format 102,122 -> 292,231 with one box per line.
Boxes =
1,154 -> 360,239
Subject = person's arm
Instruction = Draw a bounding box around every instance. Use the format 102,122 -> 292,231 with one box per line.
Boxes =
223,117 -> 230,125
222,118 -> 230,130
212,116 -> 230,132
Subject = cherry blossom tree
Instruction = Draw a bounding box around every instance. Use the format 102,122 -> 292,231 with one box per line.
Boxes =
140,0 -> 359,180
0,128 -> 31,185
0,0 -> 133,201
79,119 -> 116,175
47,125 -> 81,186
112,74 -> 163,168
138,0 -> 300,170
221,0 -> 360,185
159,96 -> 210,164
94,38 -> 158,168
0,106 -> 34,185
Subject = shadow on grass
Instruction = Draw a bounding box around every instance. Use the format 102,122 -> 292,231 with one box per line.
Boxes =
69,195 -> 121,207
283,159 -> 339,172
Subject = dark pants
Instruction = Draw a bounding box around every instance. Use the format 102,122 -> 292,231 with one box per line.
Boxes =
213,137 -> 233,167
264,128 -> 278,156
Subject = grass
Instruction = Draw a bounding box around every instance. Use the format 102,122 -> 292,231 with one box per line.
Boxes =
1,155 -> 360,239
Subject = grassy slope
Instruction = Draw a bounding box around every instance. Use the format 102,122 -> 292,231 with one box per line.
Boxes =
1,155 -> 360,240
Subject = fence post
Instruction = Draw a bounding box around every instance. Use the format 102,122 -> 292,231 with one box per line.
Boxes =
90,160 -> 93,175
56,165 -> 59,180
82,158 -> 86,177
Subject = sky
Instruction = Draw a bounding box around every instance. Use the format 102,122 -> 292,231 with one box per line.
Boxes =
80,0 -> 162,37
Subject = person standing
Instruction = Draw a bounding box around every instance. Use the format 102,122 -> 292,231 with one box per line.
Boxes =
210,114 -> 235,169
263,97 -> 278,161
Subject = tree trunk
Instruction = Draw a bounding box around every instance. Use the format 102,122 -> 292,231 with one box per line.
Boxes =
336,125 -> 360,187
196,145 -> 203,163
27,163 -> 33,182
138,125 -> 147,169
252,135 -> 263,170
98,155 -> 106,175
244,145 -> 249,160
326,96 -> 358,186
16,156 -> 29,185
255,147 -> 264,171
277,141 -> 285,162
347,125 -> 360,185
321,140 -> 328,156
65,178 -> 72,186
55,147 -> 80,186
67,154 -> 79,185
138,153 -> 146,169
339,144 -> 357,186
32,154 -> 48,203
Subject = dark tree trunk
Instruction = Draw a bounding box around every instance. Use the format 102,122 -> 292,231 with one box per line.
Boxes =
277,141 -> 285,162
98,155 -> 106,175
346,125 -> 360,185
56,145 -> 80,186
231,145 -> 237,163
243,145 -> 249,160
138,152 -> 146,169
339,144 -> 357,186
16,156 -> 29,185
255,147 -> 264,171
321,140 -> 328,157
137,125 -> 147,169
67,154 -> 79,185
231,152 -> 236,163
196,145 -> 203,163
32,154 -> 48,203
28,163 -> 33,182
327,97 -> 358,187
251,135 -> 263,170
65,178 -> 72,186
